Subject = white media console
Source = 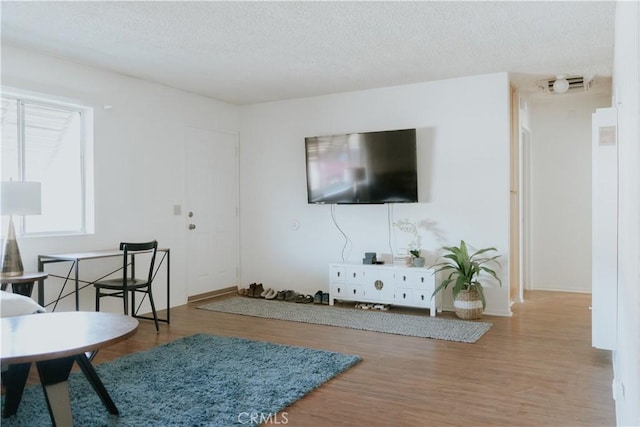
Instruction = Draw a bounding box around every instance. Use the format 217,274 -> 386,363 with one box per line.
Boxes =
329,263 -> 442,316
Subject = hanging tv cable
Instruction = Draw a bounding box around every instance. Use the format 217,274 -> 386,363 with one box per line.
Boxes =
331,204 -> 351,262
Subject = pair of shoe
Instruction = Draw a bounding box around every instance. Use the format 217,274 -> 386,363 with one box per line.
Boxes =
270,290 -> 309,302
252,283 -> 264,298
284,290 -> 299,302
240,283 -> 265,298
295,294 -> 314,303
263,288 -> 278,299
313,291 -> 330,305
257,289 -> 316,304
355,303 -> 389,311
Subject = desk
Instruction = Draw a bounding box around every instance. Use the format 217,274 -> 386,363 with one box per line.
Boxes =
1,312 -> 138,425
1,272 -> 48,298
37,248 -> 170,324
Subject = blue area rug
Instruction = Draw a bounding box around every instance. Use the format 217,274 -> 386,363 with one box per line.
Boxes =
1,334 -> 361,426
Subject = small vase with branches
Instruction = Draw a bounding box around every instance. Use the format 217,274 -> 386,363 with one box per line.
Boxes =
393,219 -> 424,267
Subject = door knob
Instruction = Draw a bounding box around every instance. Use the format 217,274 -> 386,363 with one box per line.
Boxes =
188,224 -> 196,230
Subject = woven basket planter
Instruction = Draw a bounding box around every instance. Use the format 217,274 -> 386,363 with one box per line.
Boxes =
453,288 -> 483,320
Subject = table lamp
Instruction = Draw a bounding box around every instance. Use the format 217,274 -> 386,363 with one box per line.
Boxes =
1,181 -> 42,277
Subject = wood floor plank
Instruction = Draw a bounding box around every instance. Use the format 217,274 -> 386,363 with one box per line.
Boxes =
8,290 -> 615,426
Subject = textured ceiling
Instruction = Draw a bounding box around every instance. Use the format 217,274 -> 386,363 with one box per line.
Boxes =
1,1 -> 616,105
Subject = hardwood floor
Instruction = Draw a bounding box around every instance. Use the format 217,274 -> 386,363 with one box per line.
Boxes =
34,290 -> 620,426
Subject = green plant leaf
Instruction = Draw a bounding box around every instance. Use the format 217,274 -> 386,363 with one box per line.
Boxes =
459,240 -> 469,259
432,265 -> 456,276
475,283 -> 487,309
470,247 -> 498,259
480,266 -> 503,287
474,254 -> 502,265
451,275 -> 469,300
431,277 -> 454,298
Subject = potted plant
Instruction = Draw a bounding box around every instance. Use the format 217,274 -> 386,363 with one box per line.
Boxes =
409,249 -> 426,267
430,240 -> 501,319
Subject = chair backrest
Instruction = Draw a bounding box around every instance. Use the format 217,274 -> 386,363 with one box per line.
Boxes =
119,241 -> 158,285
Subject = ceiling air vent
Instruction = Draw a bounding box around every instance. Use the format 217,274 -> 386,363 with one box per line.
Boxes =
539,75 -> 593,94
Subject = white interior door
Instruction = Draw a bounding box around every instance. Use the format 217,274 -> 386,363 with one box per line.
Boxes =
591,107 -> 618,351
185,127 -> 239,298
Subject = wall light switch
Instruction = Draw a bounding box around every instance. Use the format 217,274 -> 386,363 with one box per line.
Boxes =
173,204 -> 182,216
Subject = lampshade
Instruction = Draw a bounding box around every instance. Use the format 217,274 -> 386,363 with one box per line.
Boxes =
1,181 -> 42,215
553,75 -> 570,94
1,181 -> 42,277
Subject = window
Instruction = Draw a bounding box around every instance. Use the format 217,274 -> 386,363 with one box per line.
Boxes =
1,90 -> 94,236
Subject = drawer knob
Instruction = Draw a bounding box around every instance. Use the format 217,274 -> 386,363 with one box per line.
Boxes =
374,280 -> 383,290
353,289 -> 357,295
403,293 -> 407,299
338,287 -> 341,293
337,272 -> 341,277
421,277 -> 424,283
353,272 -> 356,278
421,295 -> 425,300
403,275 -> 407,281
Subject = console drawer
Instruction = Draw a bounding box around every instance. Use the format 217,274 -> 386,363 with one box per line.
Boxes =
331,283 -> 348,299
346,267 -> 365,284
330,265 -> 346,283
395,287 -> 413,305
411,270 -> 433,290
412,289 -> 433,308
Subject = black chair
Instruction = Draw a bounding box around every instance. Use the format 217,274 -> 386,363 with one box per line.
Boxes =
94,241 -> 160,332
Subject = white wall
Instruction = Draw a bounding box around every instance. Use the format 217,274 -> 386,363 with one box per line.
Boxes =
1,45 -> 240,312
2,46 -> 513,317
239,73 -> 512,316
611,1 -> 640,424
528,93 -> 610,292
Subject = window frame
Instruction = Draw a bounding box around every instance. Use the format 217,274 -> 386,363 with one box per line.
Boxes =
1,88 -> 95,237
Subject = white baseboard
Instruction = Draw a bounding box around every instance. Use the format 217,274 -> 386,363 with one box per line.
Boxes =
529,286 -> 591,294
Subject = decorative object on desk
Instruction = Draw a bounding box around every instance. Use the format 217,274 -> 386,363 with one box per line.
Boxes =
393,218 -> 423,266
199,297 -> 492,343
1,181 -> 41,277
430,240 -> 502,319
362,251 -> 377,265
392,254 -> 411,265
0,334 -> 361,426
409,249 -> 425,267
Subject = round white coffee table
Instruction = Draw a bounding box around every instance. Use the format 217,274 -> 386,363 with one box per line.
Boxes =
1,311 -> 138,425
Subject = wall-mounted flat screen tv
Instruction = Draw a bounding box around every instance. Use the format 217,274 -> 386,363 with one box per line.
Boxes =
305,128 -> 418,204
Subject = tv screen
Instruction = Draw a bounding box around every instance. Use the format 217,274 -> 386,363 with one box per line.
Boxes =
305,128 -> 418,204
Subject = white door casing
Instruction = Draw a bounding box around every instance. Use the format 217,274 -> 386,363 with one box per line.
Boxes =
185,126 -> 239,297
520,127 -> 532,294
